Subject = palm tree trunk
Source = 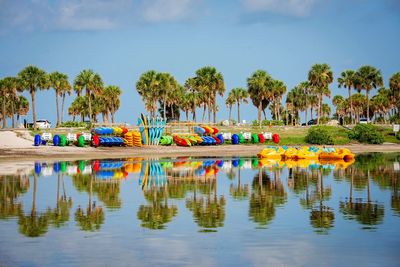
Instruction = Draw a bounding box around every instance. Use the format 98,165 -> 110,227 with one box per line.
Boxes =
11,101 -> 15,128
88,92 -> 92,123
202,103 -> 206,123
31,89 -> 37,129
237,102 -> 241,124
163,95 -> 167,121
305,95 -> 308,126
317,93 -> 321,125
258,101 -> 262,128
61,94 -> 65,123
193,93 -> 197,122
348,88 -> 353,124
32,173 -> 37,217
366,89 -> 370,123
185,110 -> 188,121
2,94 -> 6,128
55,91 -> 60,127
229,106 -> 232,122
111,100 -> 115,123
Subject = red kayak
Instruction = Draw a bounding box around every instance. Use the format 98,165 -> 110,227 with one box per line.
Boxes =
173,136 -> 191,147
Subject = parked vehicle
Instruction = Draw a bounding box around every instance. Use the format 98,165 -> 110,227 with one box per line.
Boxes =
27,119 -> 52,129
301,119 -> 317,126
359,118 -> 368,124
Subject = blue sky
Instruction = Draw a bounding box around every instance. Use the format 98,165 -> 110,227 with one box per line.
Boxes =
0,0 -> 399,125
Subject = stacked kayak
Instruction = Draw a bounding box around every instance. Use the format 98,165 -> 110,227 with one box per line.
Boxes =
124,131 -> 142,147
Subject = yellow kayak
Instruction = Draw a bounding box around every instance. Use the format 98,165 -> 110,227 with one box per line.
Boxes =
319,148 -> 355,161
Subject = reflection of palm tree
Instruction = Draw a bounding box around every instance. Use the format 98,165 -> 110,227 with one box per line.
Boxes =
249,169 -> 286,228
309,170 -> 335,234
0,176 -> 25,219
340,169 -> 384,229
230,165 -> 249,200
18,173 -> 50,237
137,184 -> 178,230
50,173 -> 72,227
75,175 -> 104,231
186,178 -> 225,231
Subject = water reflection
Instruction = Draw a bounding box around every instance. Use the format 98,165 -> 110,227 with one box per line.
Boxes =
0,153 -> 399,237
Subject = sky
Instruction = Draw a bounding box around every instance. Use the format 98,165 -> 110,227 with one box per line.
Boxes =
0,0 -> 399,125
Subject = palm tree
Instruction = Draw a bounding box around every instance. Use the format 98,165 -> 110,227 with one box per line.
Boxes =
338,70 -> 356,124
332,95 -> 345,122
157,73 -> 179,121
225,93 -> 235,122
354,66 -> 383,123
49,72 -> 71,127
184,77 -> 199,121
18,66 -> 48,129
247,70 -> 273,127
1,77 -> 22,128
136,70 -> 160,117
195,66 -> 225,123
102,85 -> 121,123
389,72 -> 400,117
0,78 -> 11,128
15,95 -> 29,126
270,80 -> 286,121
69,96 -> 88,122
297,81 -> 311,125
74,69 -> 104,122
230,87 -> 249,124
308,64 -> 333,125
371,88 -> 390,123
321,103 -> 331,118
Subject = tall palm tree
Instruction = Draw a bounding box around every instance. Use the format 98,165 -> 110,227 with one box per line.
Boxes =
332,95 -> 345,122
354,66 -> 383,123
389,72 -> 400,117
308,64 -> 333,125
49,72 -> 71,127
371,88 -> 390,123
102,85 -> 122,123
157,72 -> 179,121
298,81 -> 311,125
184,77 -> 199,121
195,66 -> 225,123
225,93 -> 235,122
247,70 -> 273,127
0,78 -> 11,128
230,87 -> 249,124
15,95 -> 29,126
136,70 -> 160,117
338,70 -> 356,124
271,80 -> 286,121
1,77 -> 21,128
74,69 -> 104,122
18,66 -> 48,129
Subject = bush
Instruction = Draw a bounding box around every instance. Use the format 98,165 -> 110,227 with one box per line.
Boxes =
58,121 -> 89,128
251,120 -> 284,127
348,124 -> 384,144
305,126 -> 334,145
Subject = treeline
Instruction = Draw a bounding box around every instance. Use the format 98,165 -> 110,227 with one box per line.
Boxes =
0,66 -> 121,128
1,64 -> 399,129
135,64 -> 400,126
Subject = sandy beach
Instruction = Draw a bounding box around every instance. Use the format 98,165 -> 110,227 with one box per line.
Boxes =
1,130 -> 400,162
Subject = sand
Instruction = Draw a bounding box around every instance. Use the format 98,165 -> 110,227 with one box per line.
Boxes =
1,130 -> 400,162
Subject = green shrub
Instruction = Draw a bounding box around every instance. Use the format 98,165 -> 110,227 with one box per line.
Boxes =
348,124 -> 384,144
58,121 -> 88,128
305,126 -> 334,145
251,120 -> 284,126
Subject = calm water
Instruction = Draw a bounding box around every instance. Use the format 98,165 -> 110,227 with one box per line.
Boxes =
0,153 -> 399,267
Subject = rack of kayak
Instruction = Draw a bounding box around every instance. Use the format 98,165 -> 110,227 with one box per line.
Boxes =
159,126 -> 281,147
257,146 -> 355,161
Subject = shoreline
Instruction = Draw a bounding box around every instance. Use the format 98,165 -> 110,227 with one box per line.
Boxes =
2,143 -> 400,162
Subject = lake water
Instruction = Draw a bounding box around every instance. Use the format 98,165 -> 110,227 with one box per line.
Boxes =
0,153 -> 399,267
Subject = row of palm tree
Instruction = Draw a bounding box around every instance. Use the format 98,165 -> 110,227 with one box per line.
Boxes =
136,64 -> 398,126
0,66 -> 122,129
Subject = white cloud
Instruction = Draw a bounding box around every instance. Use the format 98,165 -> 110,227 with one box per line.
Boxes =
55,0 -> 131,31
141,0 -> 198,22
242,0 -> 318,17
